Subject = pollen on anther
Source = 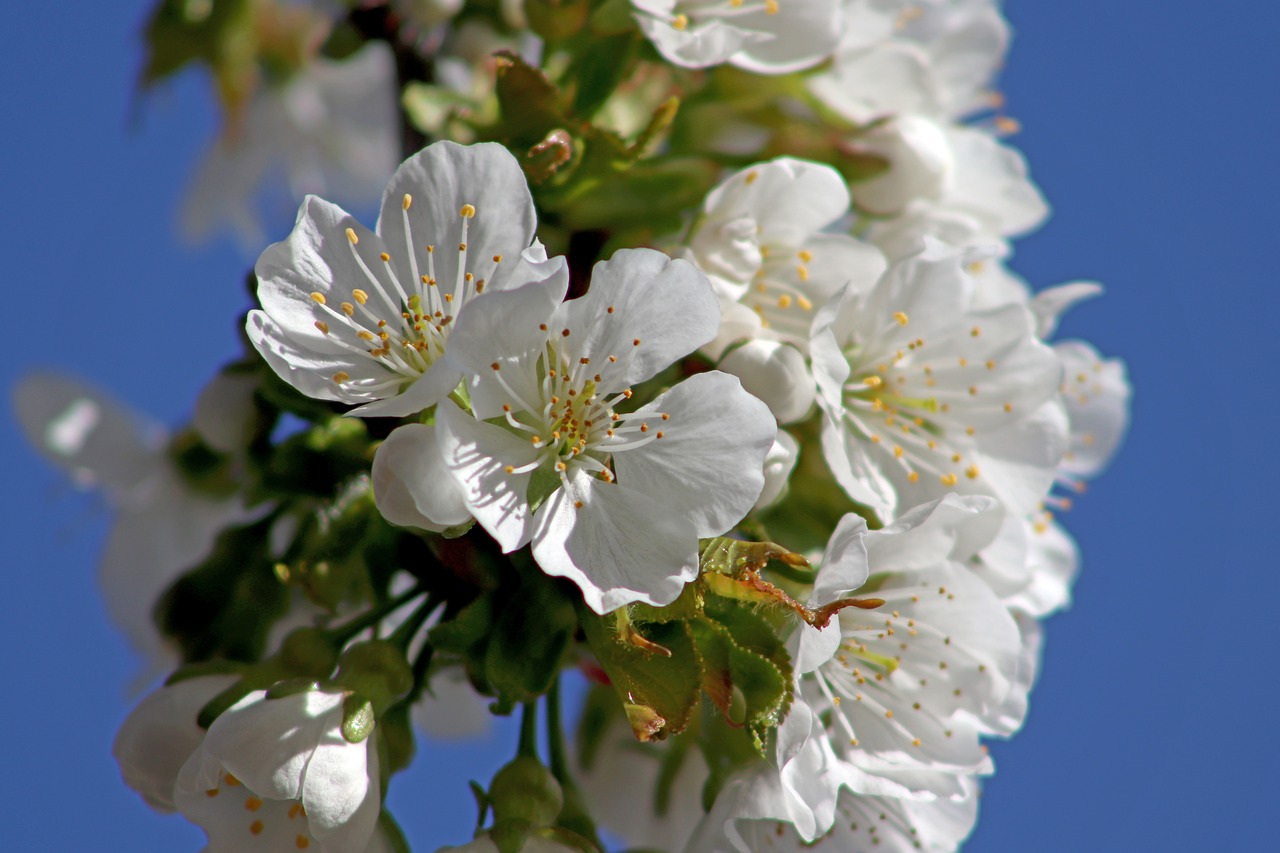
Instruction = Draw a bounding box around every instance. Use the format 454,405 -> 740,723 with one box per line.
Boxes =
907,471 -> 919,483
863,375 -> 882,387
460,204 -> 476,218
332,372 -> 350,384
966,465 -> 980,480
341,302 -> 355,317
894,311 -> 909,326
345,228 -> 358,245
309,292 -> 326,305
504,465 -> 515,474
940,472 -> 958,486
353,289 -> 368,305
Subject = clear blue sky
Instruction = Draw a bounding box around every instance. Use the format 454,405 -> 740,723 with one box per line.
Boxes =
1,2 -> 1274,850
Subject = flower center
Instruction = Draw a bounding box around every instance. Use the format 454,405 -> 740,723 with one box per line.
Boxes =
836,310 -> 1008,487
199,770 -> 317,849
488,320 -> 669,496
310,199 -> 499,393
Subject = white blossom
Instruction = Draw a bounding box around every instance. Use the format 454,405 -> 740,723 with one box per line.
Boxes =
1055,339 -> 1131,485
175,689 -> 381,852
113,674 -> 240,812
631,0 -> 843,74
796,496 -> 1023,792
710,779 -> 980,852
376,248 -> 776,613
14,373 -> 251,677
183,43 -> 399,249
811,240 -> 1068,521
685,158 -> 886,357
249,140 -> 566,417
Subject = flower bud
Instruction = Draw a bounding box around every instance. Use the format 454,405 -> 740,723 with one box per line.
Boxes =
848,114 -> 954,215
718,340 -> 815,425
489,756 -> 564,828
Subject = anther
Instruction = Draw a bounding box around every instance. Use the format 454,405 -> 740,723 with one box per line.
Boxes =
894,311 -> 909,326
940,473 -> 958,486
352,289 -> 368,305
314,321 -> 329,334
309,292 -> 326,305
379,252 -> 390,262
863,376 -> 882,387
493,254 -> 503,263
672,13 -> 689,29
332,372 -> 350,384
245,796 -> 262,812
402,194 -> 412,210
251,819 -> 264,835
345,228 -> 358,245
460,204 -> 476,218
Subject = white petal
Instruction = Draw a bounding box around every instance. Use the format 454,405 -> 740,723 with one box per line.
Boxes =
114,675 -> 240,812
1031,281 -> 1103,339
566,248 -> 720,388
376,141 -> 536,303
615,371 -> 776,537
372,423 -> 472,530
718,339 -> 815,425
754,429 -> 799,512
531,470 -> 698,614
301,734 -> 380,848
13,371 -> 163,494
436,402 -> 540,552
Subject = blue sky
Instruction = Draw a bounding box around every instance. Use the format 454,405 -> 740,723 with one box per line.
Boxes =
1,1 -> 1275,850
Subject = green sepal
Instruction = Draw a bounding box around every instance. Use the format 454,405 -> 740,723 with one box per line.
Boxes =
491,820 -> 534,853
483,576 -> 576,710
263,678 -> 321,701
334,640 -> 414,715
375,811 -> 413,853
341,693 -> 376,744
379,702 -> 417,775
469,780 -> 492,833
163,659 -> 245,686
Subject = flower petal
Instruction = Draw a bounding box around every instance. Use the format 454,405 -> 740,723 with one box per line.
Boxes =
376,141 -> 536,302
372,423 -> 472,530
614,371 -> 776,537
564,248 -> 720,388
531,469 -> 698,614
436,402 -> 540,552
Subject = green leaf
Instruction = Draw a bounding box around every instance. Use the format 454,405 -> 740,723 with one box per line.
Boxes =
494,51 -> 566,149
688,616 -> 789,751
579,609 -> 702,742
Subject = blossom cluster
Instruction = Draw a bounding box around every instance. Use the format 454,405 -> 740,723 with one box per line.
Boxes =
17,1 -> 1129,851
